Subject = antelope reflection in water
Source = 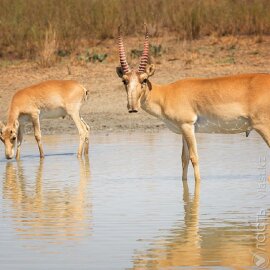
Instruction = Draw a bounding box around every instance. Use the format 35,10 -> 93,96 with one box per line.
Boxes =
3,157 -> 91,244
133,180 -> 270,268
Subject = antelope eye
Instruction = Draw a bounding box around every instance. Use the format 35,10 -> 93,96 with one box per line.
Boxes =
122,80 -> 128,85
142,79 -> 147,84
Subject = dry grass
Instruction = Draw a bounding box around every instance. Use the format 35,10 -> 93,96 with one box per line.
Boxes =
38,25 -> 58,67
0,0 -> 270,61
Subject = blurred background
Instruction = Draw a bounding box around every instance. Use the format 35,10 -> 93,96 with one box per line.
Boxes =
1,0 -> 270,63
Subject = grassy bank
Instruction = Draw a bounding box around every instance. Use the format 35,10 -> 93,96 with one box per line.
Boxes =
0,0 -> 270,60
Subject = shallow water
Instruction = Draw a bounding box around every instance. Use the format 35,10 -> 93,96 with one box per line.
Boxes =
0,131 -> 269,269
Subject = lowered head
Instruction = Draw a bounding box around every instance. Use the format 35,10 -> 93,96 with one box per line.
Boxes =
0,120 -> 19,159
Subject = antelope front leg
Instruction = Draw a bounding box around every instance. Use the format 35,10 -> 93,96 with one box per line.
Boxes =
31,114 -> 45,158
181,136 -> 190,181
16,125 -> 24,160
181,123 -> 200,182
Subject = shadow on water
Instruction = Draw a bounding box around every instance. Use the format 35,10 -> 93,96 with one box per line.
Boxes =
2,156 -> 92,246
132,179 -> 270,268
0,153 -> 76,163
21,152 -> 76,159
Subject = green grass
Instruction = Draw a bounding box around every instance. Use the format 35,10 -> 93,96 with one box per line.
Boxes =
0,0 -> 270,60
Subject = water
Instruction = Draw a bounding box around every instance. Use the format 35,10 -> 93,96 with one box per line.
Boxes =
0,131 -> 269,269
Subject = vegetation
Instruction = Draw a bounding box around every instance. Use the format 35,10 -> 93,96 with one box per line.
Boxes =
0,0 -> 270,61
77,50 -> 107,63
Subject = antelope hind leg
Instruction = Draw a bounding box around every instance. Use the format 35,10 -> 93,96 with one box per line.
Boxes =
81,117 -> 90,155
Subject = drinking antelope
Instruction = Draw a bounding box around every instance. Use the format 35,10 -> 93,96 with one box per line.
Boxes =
0,80 -> 89,159
116,25 -> 270,182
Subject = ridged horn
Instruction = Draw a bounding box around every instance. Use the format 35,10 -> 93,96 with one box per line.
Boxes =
137,24 -> 149,73
118,25 -> 131,74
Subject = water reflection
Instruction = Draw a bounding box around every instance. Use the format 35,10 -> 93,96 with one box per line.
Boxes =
3,157 -> 91,245
0,133 -> 269,268
133,180 -> 270,268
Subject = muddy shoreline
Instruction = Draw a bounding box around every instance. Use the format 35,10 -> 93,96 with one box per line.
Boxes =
1,36 -> 270,135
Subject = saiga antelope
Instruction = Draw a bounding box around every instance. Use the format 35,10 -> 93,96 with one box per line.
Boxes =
116,25 -> 270,182
0,80 -> 89,159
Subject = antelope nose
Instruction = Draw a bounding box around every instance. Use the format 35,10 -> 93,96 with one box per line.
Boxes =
129,109 -> 138,113
6,155 -> 12,160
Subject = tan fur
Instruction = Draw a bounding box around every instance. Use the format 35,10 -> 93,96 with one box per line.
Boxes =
117,65 -> 270,182
144,73 -> 270,131
0,80 -> 90,159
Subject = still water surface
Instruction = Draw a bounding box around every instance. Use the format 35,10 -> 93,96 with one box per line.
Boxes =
0,131 -> 269,269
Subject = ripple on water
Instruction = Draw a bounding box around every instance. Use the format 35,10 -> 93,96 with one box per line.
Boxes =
0,132 -> 269,269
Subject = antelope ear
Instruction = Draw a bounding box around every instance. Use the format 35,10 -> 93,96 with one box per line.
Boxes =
116,67 -> 124,78
146,64 -> 155,77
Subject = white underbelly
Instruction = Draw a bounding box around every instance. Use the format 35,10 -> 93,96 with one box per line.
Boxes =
162,118 -> 182,134
195,116 -> 251,134
160,115 -> 251,135
40,108 -> 67,119
18,108 -> 67,125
